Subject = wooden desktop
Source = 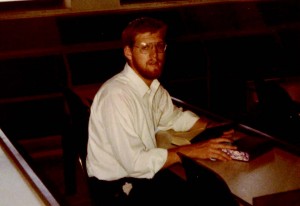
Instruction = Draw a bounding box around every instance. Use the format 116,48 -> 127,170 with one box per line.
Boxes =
156,124 -> 300,206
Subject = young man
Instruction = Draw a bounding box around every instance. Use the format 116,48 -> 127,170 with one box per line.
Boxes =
86,17 -> 236,205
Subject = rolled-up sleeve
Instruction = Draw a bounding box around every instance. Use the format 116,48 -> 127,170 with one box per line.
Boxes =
156,87 -> 200,132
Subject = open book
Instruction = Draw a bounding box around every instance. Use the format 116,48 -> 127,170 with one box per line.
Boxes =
169,122 -> 235,146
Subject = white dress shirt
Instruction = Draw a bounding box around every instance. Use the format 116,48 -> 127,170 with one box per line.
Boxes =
86,63 -> 199,181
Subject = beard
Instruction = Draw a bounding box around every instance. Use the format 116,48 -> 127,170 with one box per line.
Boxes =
132,58 -> 164,80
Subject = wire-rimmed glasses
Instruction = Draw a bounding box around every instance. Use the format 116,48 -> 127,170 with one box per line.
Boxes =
134,42 -> 167,54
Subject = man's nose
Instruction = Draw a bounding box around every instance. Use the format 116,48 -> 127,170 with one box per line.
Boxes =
149,45 -> 158,56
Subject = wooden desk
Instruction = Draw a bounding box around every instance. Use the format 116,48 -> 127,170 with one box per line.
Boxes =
197,148 -> 300,205
0,129 -> 60,206
156,129 -> 300,205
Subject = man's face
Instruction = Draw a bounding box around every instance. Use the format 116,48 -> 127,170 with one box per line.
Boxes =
125,31 -> 166,86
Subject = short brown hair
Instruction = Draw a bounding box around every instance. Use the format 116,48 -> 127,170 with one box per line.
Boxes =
122,17 -> 167,48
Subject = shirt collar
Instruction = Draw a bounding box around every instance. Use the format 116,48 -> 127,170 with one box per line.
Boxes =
123,63 -> 160,97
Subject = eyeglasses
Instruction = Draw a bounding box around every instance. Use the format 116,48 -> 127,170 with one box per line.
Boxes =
134,42 -> 167,54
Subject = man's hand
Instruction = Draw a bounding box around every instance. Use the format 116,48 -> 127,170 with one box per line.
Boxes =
178,137 -> 237,161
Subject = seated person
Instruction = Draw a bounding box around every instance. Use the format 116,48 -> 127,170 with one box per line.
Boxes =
86,16 -> 237,206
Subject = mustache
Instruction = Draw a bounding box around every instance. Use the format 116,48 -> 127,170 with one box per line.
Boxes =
147,59 -> 161,65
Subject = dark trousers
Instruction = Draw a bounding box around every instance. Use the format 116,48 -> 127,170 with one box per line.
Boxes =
88,169 -> 192,206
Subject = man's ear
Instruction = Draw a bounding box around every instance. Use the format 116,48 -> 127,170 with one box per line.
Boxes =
124,46 -> 133,61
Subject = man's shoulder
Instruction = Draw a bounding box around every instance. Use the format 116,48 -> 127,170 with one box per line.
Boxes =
95,76 -> 133,100
104,73 -> 131,89
100,80 -> 128,94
